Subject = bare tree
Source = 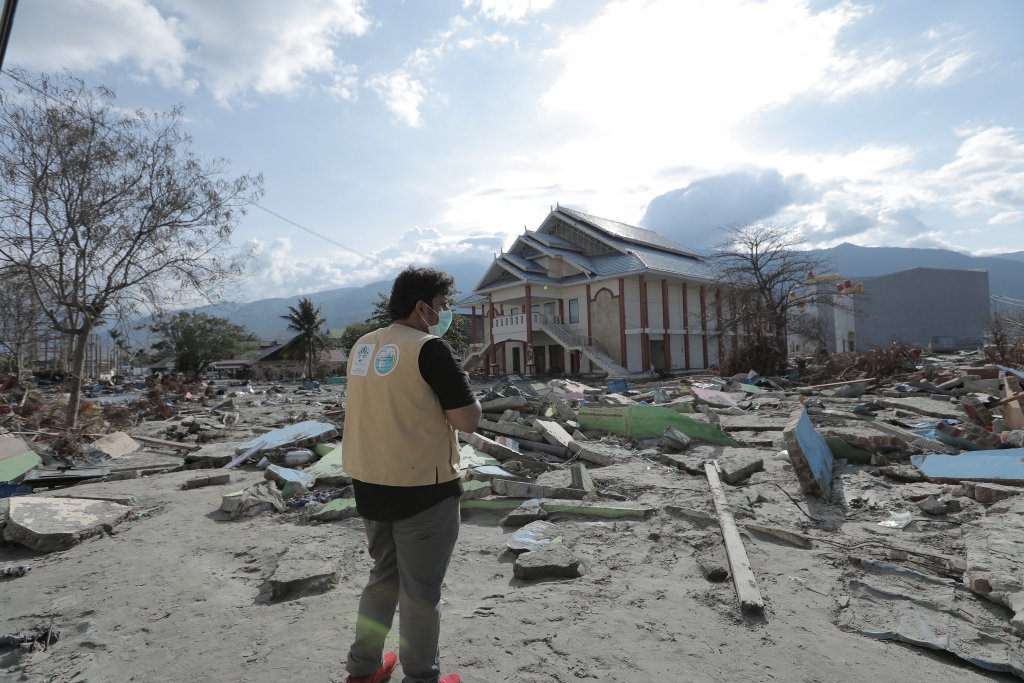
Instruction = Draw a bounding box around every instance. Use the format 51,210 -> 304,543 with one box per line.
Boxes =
0,70 -> 263,427
710,223 -> 830,375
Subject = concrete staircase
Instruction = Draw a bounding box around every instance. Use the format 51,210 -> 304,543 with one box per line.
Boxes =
461,341 -> 493,371
538,320 -> 630,377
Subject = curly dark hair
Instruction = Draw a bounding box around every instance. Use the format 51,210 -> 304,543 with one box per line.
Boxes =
388,267 -> 456,321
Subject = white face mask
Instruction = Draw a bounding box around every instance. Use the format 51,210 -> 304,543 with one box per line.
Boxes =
424,303 -> 453,337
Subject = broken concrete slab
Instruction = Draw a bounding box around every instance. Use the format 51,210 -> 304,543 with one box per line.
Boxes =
569,440 -> 643,466
875,396 -> 963,420
306,443 -> 350,485
461,479 -> 492,501
577,405 -> 738,446
235,420 -> 338,453
182,473 -> 231,490
461,431 -> 521,461
3,496 -> 132,552
839,557 -> 1024,678
0,438 -> 41,484
513,545 -> 580,580
500,498 -> 547,527
963,496 -> 1024,636
648,451 -> 706,475
477,418 -> 543,442
782,408 -> 834,499
264,464 -> 317,490
691,386 -> 739,409
266,552 -> 340,601
90,431 -> 140,459
183,441 -> 238,469
490,478 -> 588,500
309,498 -> 358,521
506,519 -> 561,553
911,449 -> 1024,485
716,414 -> 790,433
532,419 -> 573,453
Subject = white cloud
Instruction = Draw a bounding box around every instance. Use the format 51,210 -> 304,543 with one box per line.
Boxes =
9,0 -> 188,86
366,70 -> 427,127
8,0 -> 371,103
916,50 -> 972,87
463,0 -> 555,23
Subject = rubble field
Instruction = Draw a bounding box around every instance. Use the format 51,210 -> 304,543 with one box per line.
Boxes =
2,353 -> 1024,682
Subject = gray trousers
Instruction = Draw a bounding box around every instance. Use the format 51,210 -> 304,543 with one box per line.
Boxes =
346,495 -> 460,683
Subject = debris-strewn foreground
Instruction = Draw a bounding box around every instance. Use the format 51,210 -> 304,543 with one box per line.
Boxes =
2,357 -> 1024,682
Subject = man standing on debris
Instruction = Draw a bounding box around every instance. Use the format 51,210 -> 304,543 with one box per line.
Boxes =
342,266 -> 480,683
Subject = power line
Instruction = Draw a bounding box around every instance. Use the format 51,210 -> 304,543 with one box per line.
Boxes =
252,203 -> 380,264
1,69 -> 381,267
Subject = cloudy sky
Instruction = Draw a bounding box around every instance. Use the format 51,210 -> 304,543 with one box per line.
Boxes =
5,0 -> 1023,300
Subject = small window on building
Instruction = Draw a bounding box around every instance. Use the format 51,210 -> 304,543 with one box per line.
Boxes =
509,307 -> 519,315
568,298 -> 580,324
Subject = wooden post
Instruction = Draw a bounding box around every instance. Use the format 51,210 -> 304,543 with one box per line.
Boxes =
704,460 -> 765,614
682,282 -> 691,369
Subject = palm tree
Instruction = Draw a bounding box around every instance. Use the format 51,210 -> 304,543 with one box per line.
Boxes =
282,297 -> 326,379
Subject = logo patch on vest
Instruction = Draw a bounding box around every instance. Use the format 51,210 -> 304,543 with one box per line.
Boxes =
373,344 -> 400,376
350,343 -> 375,376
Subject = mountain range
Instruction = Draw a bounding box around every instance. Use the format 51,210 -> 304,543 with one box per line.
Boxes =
196,244 -> 1023,340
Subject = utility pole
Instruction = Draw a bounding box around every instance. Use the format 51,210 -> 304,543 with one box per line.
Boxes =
0,0 -> 19,70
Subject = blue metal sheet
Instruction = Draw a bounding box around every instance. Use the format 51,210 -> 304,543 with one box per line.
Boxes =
794,408 -> 834,494
911,450 -> 1024,483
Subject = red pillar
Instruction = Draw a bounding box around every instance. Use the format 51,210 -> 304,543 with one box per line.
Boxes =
524,285 -> 533,376
639,274 -> 650,371
700,286 -> 709,369
618,278 -> 627,369
662,279 -> 671,371
715,288 -> 724,364
682,283 -> 691,369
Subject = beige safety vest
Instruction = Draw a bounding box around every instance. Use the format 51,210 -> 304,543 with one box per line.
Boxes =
341,323 -> 460,486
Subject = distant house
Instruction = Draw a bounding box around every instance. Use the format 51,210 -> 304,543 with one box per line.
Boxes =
854,267 -> 990,351
250,337 -> 347,380
468,206 -> 728,377
787,275 -> 861,355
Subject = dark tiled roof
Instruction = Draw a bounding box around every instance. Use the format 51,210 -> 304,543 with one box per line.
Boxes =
502,252 -> 546,273
528,230 -> 583,252
556,206 -> 703,258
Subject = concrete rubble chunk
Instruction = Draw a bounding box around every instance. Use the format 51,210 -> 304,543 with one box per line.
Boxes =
266,552 -> 340,601
490,477 -> 588,500
715,449 -> 767,485
3,497 -> 133,552
934,421 -> 1002,451
220,482 -> 286,517
569,440 -> 651,467
264,464 -> 317,490
782,408 -> 834,499
500,498 -> 547,527
962,496 -> 1024,635
513,545 -> 581,580
570,463 -> 596,496
659,427 -> 692,452
532,419 -> 573,453
964,482 -> 1024,504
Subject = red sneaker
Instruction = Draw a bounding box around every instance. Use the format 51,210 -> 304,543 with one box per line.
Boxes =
345,652 -> 398,683
440,675 -> 461,683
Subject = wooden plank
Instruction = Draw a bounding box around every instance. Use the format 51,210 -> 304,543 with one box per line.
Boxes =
704,460 -> 765,614
131,435 -> 201,452
994,390 -> 1024,407
999,379 -> 1024,430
